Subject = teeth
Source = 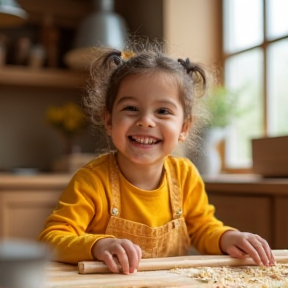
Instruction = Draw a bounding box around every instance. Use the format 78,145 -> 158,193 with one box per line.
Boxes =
131,136 -> 157,144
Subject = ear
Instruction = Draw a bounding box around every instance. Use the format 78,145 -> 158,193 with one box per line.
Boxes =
104,112 -> 112,135
179,119 -> 192,141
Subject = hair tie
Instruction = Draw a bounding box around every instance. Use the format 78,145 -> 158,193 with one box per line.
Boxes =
121,50 -> 135,60
178,58 -> 193,73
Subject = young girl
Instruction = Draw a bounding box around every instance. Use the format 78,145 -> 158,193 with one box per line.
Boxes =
38,45 -> 274,275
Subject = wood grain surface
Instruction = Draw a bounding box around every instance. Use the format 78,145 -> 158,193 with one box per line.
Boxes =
78,249 -> 288,274
45,250 -> 288,288
45,262 -> 203,288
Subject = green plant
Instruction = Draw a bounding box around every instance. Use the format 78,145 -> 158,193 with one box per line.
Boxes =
204,85 -> 245,128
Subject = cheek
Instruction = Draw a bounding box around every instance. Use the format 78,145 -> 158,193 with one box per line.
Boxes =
169,119 -> 185,133
113,112 -> 135,125
110,116 -> 132,140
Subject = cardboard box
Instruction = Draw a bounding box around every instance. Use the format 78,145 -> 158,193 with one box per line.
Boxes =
252,135 -> 288,177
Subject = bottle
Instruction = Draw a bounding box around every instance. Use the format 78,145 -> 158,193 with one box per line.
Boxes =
28,44 -> 46,68
14,37 -> 31,65
0,34 -> 7,66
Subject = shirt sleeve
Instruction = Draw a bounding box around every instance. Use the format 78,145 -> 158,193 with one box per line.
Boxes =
182,162 -> 236,255
38,169 -> 115,264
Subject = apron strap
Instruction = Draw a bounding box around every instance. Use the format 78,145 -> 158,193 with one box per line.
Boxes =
109,153 -> 121,217
164,156 -> 183,220
109,153 -> 182,220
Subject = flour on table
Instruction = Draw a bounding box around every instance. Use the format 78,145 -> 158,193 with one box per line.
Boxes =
170,263 -> 288,288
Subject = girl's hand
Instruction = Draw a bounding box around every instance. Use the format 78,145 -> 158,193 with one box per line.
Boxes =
91,238 -> 142,274
219,230 -> 275,267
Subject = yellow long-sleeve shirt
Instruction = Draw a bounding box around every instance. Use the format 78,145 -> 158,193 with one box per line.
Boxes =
38,154 -> 234,264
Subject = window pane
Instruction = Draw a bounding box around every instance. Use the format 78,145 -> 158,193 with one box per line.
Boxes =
267,39 -> 288,136
266,0 -> 288,40
223,0 -> 263,53
225,49 -> 264,168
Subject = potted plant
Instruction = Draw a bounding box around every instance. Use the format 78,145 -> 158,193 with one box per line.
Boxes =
193,85 -> 245,176
45,102 -> 88,155
205,85 -> 244,129
45,102 -> 96,172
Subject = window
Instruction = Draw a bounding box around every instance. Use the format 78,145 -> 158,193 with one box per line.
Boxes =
223,0 -> 288,169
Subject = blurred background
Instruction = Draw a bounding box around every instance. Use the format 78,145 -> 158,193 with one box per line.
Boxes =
0,0 -> 288,174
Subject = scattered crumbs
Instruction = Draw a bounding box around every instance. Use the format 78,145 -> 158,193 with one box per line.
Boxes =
170,263 -> 288,288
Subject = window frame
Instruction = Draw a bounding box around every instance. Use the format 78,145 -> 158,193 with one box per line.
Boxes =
221,0 -> 288,173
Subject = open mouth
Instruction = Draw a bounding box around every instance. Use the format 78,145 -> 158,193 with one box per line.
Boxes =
129,136 -> 160,145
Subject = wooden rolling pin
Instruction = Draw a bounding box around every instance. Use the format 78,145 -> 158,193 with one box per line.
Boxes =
78,249 -> 288,274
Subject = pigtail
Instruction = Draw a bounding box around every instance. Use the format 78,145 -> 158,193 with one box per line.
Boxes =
178,58 -> 206,97
101,49 -> 135,69
85,49 -> 124,131
102,50 -> 123,67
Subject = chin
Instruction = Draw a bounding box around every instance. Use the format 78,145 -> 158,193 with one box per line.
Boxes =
129,153 -> 167,165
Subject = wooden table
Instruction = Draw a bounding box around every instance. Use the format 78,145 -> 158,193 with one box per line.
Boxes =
45,250 -> 288,288
44,262 -> 203,288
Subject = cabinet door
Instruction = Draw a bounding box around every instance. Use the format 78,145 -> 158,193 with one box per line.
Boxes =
207,193 -> 272,246
0,190 -> 62,240
274,197 -> 288,249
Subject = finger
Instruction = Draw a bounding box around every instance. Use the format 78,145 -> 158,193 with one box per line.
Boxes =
112,255 -> 122,272
102,252 -> 121,273
129,244 -> 142,272
235,238 -> 262,265
115,247 -> 130,275
134,244 -> 142,268
120,242 -> 140,274
252,240 -> 269,266
267,247 -> 275,266
226,245 -> 247,259
249,235 -> 270,266
255,236 -> 275,266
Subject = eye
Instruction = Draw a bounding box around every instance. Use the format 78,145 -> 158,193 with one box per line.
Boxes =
157,107 -> 172,115
122,106 -> 138,112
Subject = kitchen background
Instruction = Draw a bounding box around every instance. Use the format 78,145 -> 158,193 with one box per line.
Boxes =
2,0 -> 288,248
0,0 -> 221,173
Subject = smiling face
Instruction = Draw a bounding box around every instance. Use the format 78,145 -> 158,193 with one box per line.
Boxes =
105,71 -> 190,168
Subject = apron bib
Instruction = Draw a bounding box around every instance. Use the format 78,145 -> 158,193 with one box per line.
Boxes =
105,154 -> 190,258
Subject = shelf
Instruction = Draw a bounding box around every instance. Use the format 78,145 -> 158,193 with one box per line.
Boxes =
0,65 -> 87,89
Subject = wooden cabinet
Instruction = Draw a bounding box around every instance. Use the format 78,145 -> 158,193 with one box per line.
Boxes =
208,194 -> 272,245
204,175 -> 288,249
0,190 -> 62,240
0,174 -> 71,240
274,197 -> 288,249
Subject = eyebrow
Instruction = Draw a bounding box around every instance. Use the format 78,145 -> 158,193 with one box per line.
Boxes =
158,100 -> 179,109
115,96 -> 135,106
115,96 -> 179,109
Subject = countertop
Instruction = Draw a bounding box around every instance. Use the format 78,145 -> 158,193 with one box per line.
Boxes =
203,174 -> 288,195
0,173 -> 72,190
1,172 -> 288,192
45,262 -> 202,287
1,172 -> 288,198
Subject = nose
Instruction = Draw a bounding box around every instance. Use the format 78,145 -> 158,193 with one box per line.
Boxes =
136,113 -> 155,128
